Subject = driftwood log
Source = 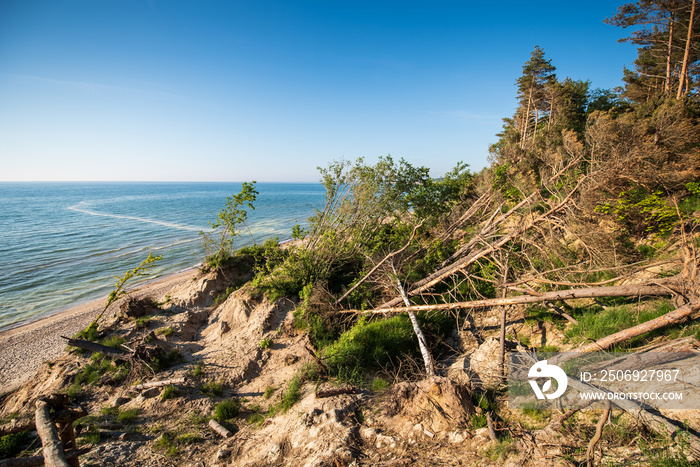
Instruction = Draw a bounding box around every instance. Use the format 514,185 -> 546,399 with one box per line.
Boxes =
0,448 -> 90,467
208,419 -> 233,438
35,400 -> 71,467
60,337 -> 129,360
131,378 -> 186,390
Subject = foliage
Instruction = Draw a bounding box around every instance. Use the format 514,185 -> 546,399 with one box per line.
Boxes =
201,380 -> 224,397
0,431 -> 31,459
214,398 -> 241,421
161,385 -> 180,401
259,337 -> 272,349
86,252 -> 162,330
202,181 -> 259,264
322,315 -> 417,378
595,187 -> 679,237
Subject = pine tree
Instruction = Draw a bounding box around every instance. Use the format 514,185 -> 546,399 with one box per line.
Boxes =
515,46 -> 557,149
606,0 -> 699,100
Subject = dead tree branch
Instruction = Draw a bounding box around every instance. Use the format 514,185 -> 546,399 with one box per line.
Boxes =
342,278 -> 684,315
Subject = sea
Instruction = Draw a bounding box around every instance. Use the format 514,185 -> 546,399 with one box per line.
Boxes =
0,182 -> 326,332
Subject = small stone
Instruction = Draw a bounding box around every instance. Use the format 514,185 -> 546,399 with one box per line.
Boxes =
474,427 -> 490,439
448,431 -> 466,444
142,387 -> 160,398
110,396 -> 130,408
359,427 -> 377,441
215,449 -> 230,461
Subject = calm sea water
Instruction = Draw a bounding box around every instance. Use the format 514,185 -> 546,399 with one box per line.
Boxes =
0,182 -> 326,331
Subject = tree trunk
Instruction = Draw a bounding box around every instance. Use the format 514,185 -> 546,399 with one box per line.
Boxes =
564,298 -> 700,355
666,15 -> 675,94
677,0 -> 696,98
208,419 -> 233,438
350,278 -> 682,315
393,264 -> 435,377
35,400 -> 71,467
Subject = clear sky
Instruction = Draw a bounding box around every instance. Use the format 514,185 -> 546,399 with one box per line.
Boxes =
0,0 -> 637,182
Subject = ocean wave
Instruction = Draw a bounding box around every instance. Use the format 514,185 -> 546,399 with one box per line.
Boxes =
67,203 -> 203,232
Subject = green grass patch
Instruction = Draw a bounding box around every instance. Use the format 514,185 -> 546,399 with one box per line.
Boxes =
175,433 -> 203,445
117,408 -> 140,425
371,377 -> 390,393
214,398 -> 241,421
322,315 -> 416,380
0,431 -> 32,459
153,432 -> 178,457
201,380 -> 224,398
565,299 -> 674,349
259,337 -> 272,349
161,385 -> 180,401
155,327 -> 175,338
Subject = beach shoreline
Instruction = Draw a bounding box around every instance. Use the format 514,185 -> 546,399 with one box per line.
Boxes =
0,267 -> 200,394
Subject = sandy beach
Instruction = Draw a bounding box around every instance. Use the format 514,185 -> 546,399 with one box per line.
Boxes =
0,268 -> 199,394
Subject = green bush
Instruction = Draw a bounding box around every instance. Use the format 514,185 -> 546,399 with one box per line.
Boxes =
0,431 -> 31,458
323,316 -> 416,378
201,380 -> 223,397
259,337 -> 272,349
214,398 -> 241,421
161,385 -> 180,401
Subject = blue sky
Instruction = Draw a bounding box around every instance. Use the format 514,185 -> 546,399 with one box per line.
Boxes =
0,1 -> 637,182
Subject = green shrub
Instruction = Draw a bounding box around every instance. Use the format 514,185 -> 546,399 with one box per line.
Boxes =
161,385 -> 180,401
259,337 -> 272,349
74,322 -> 100,342
0,431 -> 31,458
323,315 -> 416,378
100,335 -> 126,349
371,377 -> 390,393
214,398 -> 241,421
117,408 -> 140,425
201,381 -> 223,397
175,433 -> 203,445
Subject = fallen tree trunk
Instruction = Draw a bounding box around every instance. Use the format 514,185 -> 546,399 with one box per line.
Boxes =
0,408 -> 87,437
208,419 -> 233,438
35,400 -> 71,467
379,166 -> 586,309
342,279 -> 683,315
563,299 -> 700,356
61,337 -> 129,360
0,448 -> 90,467
131,378 -> 186,390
